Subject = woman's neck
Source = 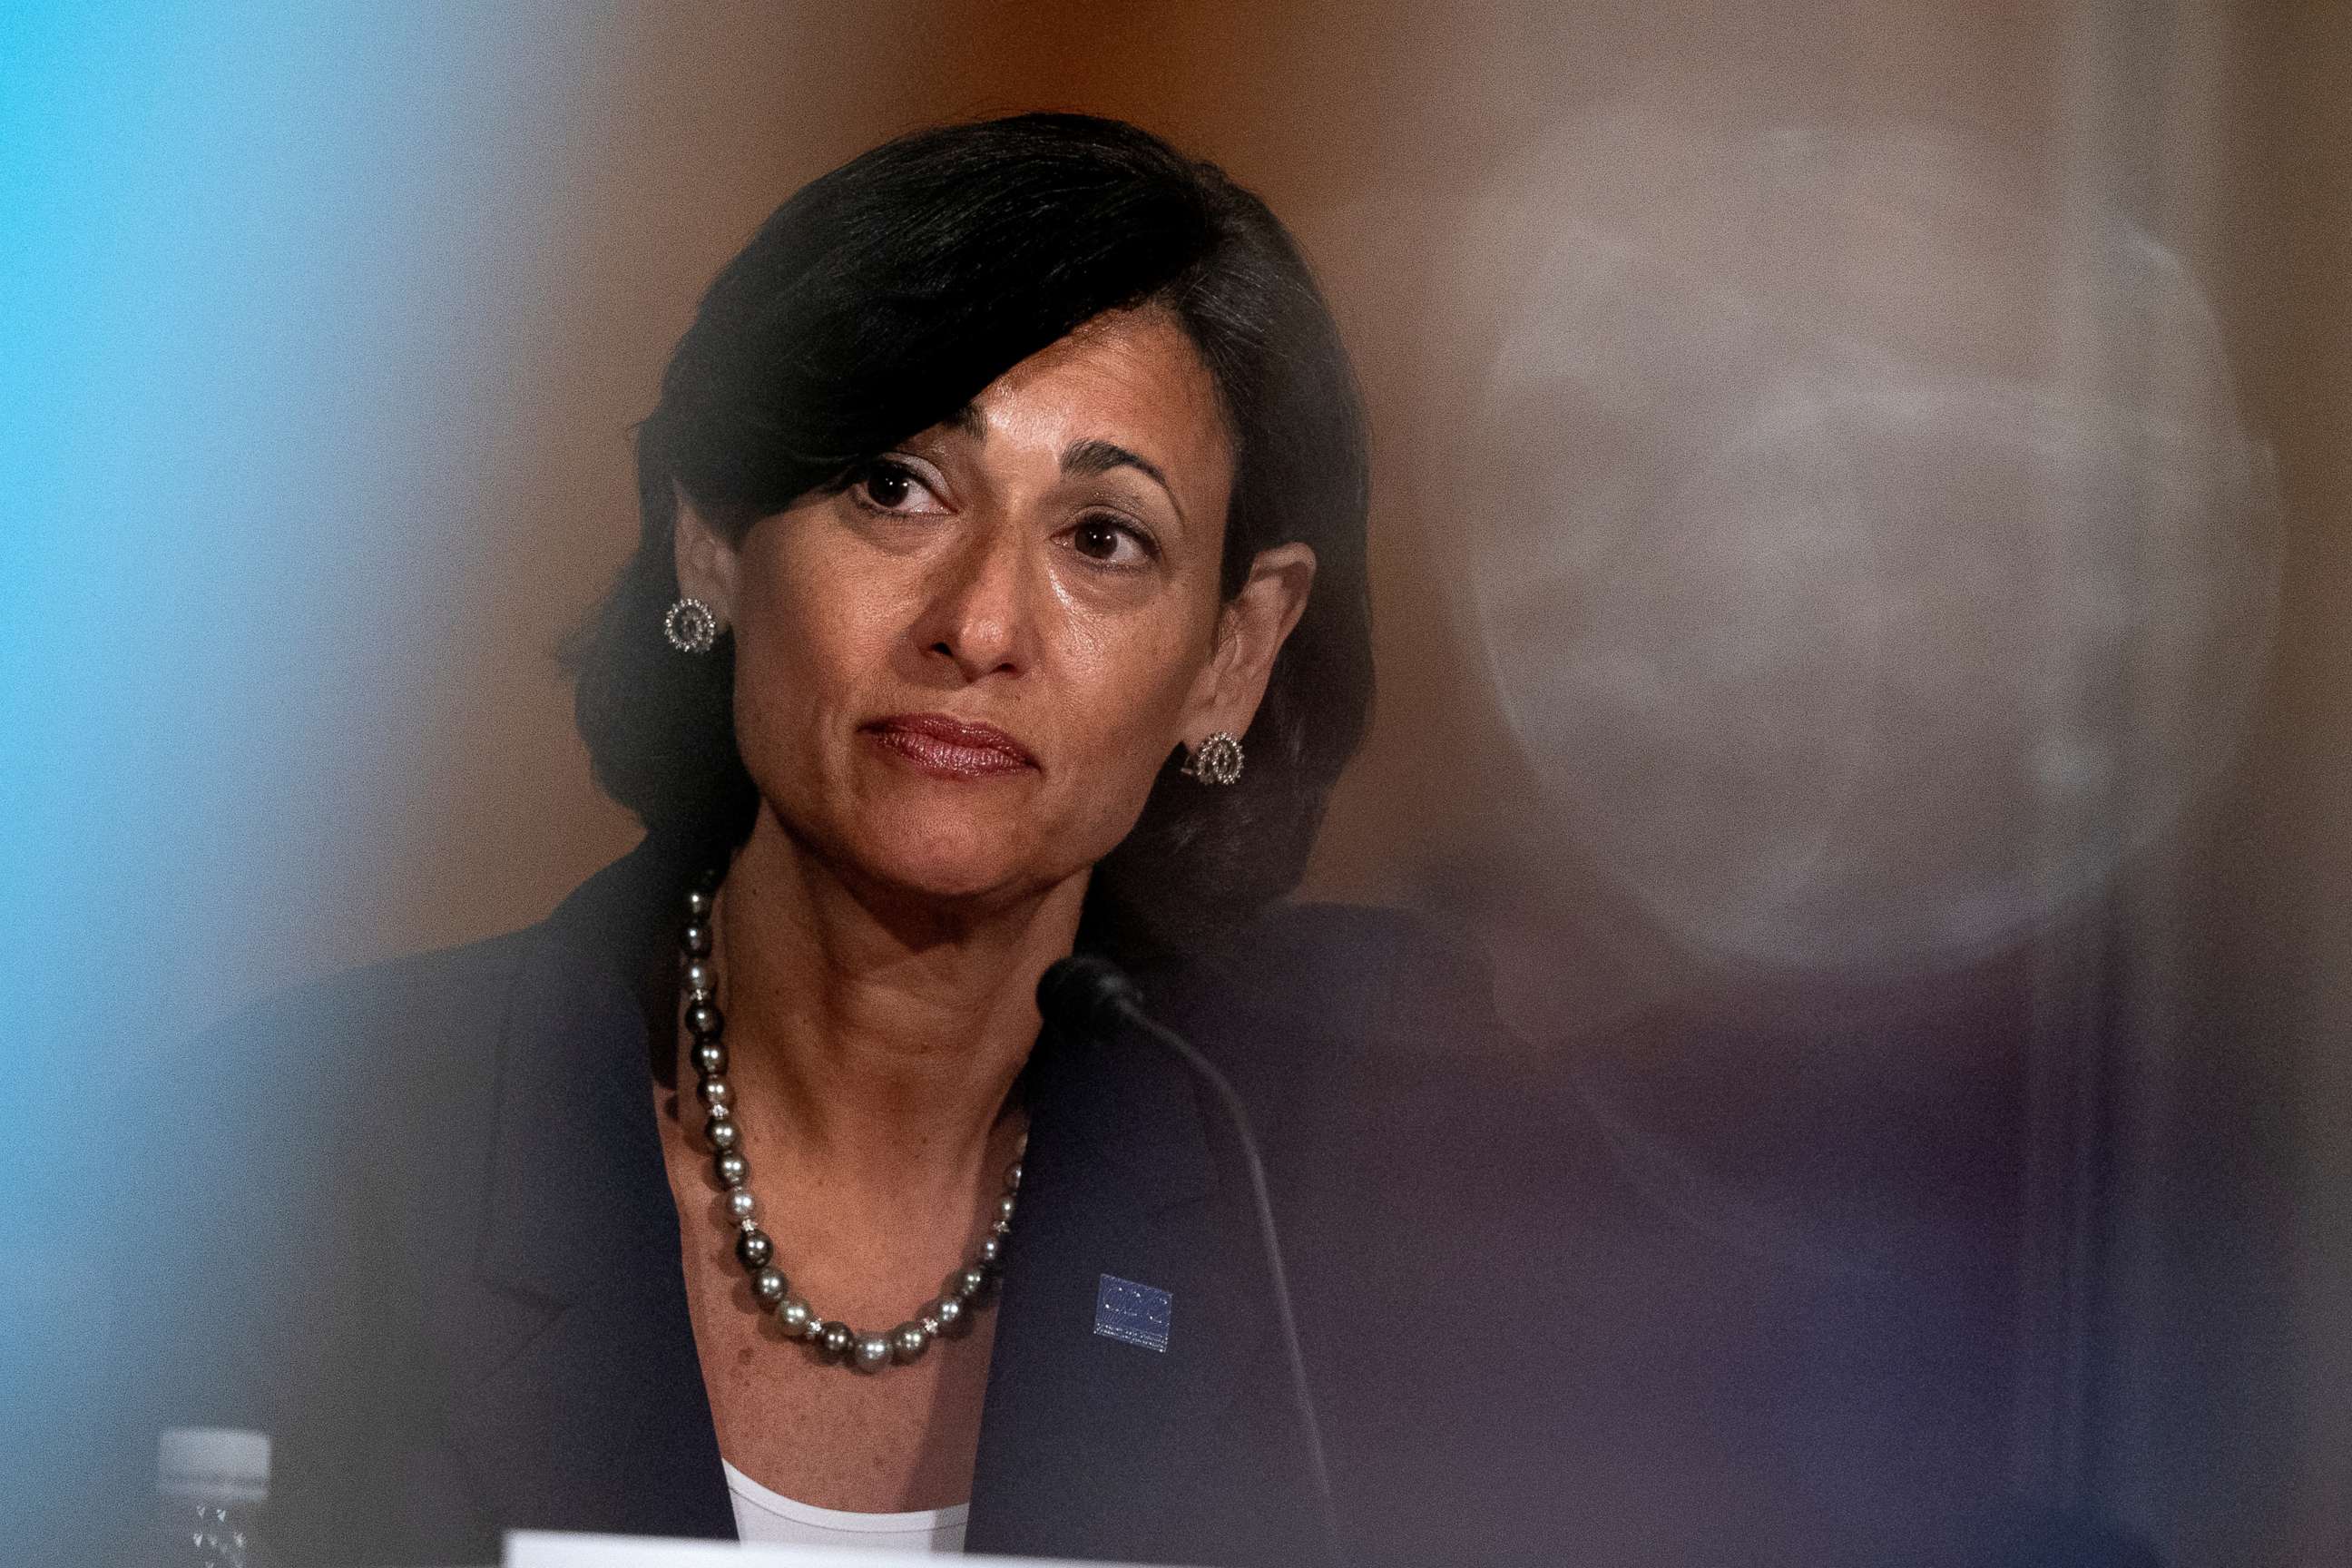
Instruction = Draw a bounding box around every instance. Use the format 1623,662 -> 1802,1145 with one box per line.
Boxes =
701,808 -> 1080,1206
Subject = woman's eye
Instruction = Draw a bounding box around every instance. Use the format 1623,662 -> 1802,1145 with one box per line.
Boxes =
852,459 -> 942,514
1067,515 -> 1156,568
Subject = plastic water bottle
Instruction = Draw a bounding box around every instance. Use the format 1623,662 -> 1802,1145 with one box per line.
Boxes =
152,1427 -> 272,1568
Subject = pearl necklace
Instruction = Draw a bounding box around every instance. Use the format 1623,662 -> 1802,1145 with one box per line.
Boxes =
677,869 -> 1023,1374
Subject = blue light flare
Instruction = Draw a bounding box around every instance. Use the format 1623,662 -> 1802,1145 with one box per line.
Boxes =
2,4 -> 612,1542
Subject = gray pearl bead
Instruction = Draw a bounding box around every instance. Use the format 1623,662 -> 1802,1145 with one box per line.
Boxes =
697,1076 -> 732,1110
681,923 -> 712,957
714,1150 -> 749,1188
684,888 -> 713,921
948,1265 -> 987,1304
930,1295 -> 971,1338
978,1233 -> 1003,1267
691,1040 -> 728,1077
777,1297 -> 813,1338
1007,1161 -> 1022,1190
723,1188 -> 757,1223
817,1321 -> 852,1362
736,1228 -> 772,1269
891,1322 -> 930,1363
686,1002 -> 723,1040
750,1267 -> 787,1307
682,959 -> 715,998
693,864 -> 724,894
852,1332 -> 892,1373
995,1194 -> 1017,1223
705,1117 -> 740,1152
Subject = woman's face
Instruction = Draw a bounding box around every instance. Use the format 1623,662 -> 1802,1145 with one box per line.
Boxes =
676,307 -> 1315,914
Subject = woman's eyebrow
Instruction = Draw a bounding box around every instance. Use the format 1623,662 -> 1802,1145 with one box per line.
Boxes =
1061,437 -> 1183,524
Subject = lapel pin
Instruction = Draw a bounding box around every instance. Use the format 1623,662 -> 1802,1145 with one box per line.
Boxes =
1093,1273 -> 1172,1353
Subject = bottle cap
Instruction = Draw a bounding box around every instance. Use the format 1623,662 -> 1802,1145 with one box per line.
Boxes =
157,1426 -> 270,1504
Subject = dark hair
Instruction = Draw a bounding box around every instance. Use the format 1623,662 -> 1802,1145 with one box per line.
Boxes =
563,113 -> 1372,957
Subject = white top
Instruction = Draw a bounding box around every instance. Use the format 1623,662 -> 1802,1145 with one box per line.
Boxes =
722,1461 -> 968,1554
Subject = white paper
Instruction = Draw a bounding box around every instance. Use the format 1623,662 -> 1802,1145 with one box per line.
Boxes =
505,1531 -> 1150,1568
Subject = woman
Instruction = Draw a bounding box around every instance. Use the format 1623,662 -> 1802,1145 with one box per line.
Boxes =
122,113 -> 1502,1567
560,109 -> 1361,1552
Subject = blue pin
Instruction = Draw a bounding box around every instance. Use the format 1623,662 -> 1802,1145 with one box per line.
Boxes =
1093,1273 -> 1172,1353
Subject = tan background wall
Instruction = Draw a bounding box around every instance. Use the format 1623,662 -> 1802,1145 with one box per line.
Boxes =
324,0 -> 2085,969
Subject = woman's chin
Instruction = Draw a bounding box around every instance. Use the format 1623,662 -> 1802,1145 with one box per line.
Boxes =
848,829 -> 1071,911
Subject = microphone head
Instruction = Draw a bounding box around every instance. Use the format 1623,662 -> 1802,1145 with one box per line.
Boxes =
1037,953 -> 1142,1036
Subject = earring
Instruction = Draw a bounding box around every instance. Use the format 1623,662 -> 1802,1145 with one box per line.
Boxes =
664,596 -> 720,654
1181,730 -> 1244,786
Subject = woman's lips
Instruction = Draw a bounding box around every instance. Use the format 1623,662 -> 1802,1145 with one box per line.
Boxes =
864,713 -> 1036,779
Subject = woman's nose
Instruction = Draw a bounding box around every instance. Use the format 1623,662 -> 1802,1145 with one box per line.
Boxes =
914,524 -> 1036,681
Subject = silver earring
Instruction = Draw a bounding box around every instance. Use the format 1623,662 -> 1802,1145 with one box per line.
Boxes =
1181,730 -> 1244,786
664,596 -> 720,654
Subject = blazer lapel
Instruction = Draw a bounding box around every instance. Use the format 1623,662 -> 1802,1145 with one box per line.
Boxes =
965,1019 -> 1306,1564
442,840 -> 736,1540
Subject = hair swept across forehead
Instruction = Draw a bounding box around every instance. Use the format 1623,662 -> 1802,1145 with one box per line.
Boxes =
649,115 -> 1227,516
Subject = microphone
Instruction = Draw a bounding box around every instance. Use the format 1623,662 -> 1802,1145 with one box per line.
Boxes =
1037,955 -> 1342,1568
1034,952 -> 1142,1038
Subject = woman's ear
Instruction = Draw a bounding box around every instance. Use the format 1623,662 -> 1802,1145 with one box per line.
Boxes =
1180,542 -> 1318,744
671,486 -> 742,625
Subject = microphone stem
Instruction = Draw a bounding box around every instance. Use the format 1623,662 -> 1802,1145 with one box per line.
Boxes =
1113,1000 -> 1343,1568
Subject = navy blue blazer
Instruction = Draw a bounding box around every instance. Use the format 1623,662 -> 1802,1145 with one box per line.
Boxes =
105,835 -> 2092,1567
112,835 -> 1581,1565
